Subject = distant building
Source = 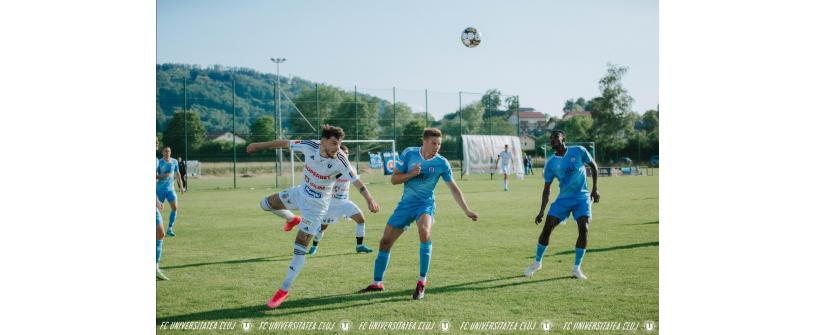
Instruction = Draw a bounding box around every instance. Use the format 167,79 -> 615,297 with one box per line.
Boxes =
206,132 -> 246,144
508,108 -> 552,135
520,135 -> 537,151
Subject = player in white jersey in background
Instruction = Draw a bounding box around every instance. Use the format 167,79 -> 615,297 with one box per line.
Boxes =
495,144 -> 514,191
246,125 -> 380,309
307,144 -> 374,255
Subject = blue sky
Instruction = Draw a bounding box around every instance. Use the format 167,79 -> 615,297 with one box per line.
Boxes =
157,0 -> 658,119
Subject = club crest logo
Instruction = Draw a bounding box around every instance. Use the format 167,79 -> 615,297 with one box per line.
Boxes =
540,320 -> 551,332
328,163 -> 332,168
340,320 -> 352,332
429,166 -> 435,173
440,320 -> 450,332
644,321 -> 655,332
241,319 -> 252,332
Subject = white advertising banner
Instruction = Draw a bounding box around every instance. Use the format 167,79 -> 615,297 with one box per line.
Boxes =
461,135 -> 524,179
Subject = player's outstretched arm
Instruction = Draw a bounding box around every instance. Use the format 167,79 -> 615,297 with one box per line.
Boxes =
588,161 -> 600,203
351,179 -> 380,213
535,183 -> 553,225
390,163 -> 420,185
246,140 -> 290,154
445,180 -> 478,221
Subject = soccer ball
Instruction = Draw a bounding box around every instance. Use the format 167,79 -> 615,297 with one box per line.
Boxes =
461,27 -> 481,48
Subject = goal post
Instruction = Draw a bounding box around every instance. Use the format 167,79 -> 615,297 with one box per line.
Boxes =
288,139 -> 396,187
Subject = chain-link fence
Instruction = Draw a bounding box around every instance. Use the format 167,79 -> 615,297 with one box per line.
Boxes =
156,69 -> 532,190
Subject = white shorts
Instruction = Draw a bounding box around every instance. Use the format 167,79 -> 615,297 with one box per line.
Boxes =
500,165 -> 510,175
323,198 -> 362,225
279,185 -> 330,236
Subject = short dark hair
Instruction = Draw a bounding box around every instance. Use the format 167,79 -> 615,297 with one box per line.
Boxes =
551,129 -> 566,137
321,125 -> 345,140
423,128 -> 442,139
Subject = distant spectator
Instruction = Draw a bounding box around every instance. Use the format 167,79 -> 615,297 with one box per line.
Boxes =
177,155 -> 188,190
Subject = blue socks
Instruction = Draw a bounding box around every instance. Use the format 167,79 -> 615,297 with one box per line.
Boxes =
156,239 -> 163,263
169,211 -> 177,229
574,248 -> 586,267
419,241 -> 432,282
535,243 -> 548,263
373,250 -> 390,282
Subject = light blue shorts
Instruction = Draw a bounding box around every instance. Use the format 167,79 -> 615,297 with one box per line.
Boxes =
386,201 -> 435,230
547,196 -> 592,222
156,189 -> 177,202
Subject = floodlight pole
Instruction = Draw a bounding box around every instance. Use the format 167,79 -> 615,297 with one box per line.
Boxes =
271,57 -> 286,189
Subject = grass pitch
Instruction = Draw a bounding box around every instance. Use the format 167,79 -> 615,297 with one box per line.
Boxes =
157,170 -> 658,334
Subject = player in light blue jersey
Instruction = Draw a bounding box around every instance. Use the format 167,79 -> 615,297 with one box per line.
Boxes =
156,146 -> 185,237
360,128 -> 478,300
155,137 -> 169,280
525,130 -> 599,280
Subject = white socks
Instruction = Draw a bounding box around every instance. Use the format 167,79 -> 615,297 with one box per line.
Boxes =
281,243 -> 307,291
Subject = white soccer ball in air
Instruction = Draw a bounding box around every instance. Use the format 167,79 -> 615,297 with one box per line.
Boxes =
461,27 -> 481,48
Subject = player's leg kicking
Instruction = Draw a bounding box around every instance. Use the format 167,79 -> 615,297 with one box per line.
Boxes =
259,192 -> 302,231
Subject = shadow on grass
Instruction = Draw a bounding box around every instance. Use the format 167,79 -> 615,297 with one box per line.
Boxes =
625,221 -> 659,225
156,275 -> 570,323
550,241 -> 658,256
162,252 -> 359,270
524,241 -> 659,259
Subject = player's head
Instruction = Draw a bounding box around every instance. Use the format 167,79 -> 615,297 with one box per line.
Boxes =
162,146 -> 172,158
156,136 -> 159,150
550,129 -> 566,149
320,124 -> 345,157
422,128 -> 443,155
504,144 -> 509,151
340,144 -> 349,156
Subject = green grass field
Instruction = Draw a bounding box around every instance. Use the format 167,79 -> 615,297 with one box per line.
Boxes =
156,171 -> 658,334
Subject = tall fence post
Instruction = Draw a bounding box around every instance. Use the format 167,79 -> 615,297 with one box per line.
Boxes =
459,91 -> 463,179
232,78 -> 237,189
183,77 -> 188,164
315,83 -> 320,137
392,87 -> 396,145
516,95 -> 521,137
355,85 -> 360,171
